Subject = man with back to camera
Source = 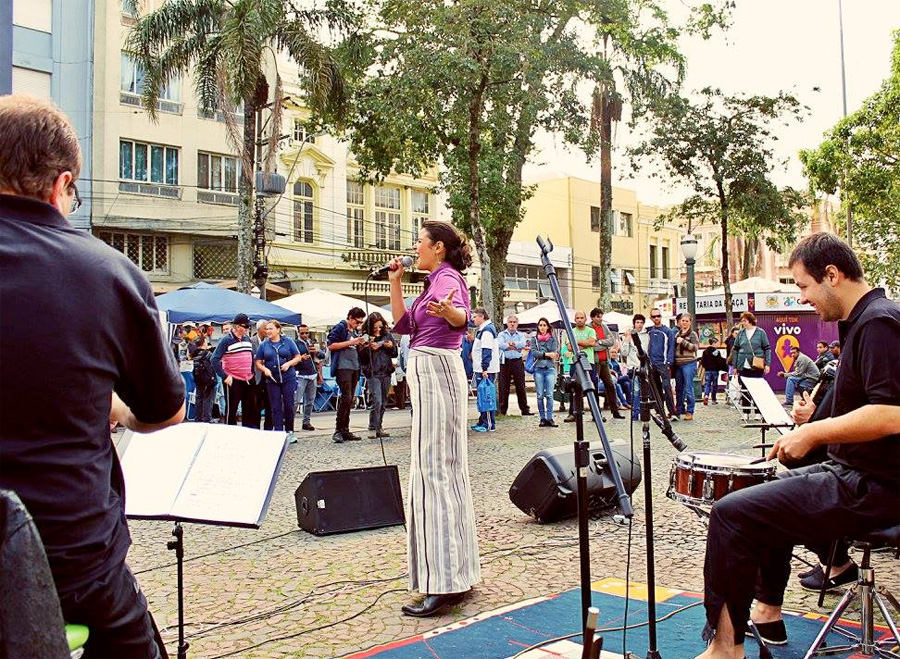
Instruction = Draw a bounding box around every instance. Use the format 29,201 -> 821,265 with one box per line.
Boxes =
249,319 -> 271,429
695,232 -> 900,658
327,307 -> 367,443
0,94 -> 185,658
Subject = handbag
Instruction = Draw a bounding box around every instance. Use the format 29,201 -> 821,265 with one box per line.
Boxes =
752,355 -> 765,370
524,349 -> 535,374
477,377 -> 497,413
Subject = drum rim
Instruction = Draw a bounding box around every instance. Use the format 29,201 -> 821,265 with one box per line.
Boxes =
673,451 -> 775,473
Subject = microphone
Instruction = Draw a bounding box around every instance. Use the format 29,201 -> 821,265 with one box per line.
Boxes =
371,255 -> 414,277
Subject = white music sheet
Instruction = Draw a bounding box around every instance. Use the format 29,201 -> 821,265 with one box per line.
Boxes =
120,424 -> 205,517
742,377 -> 795,435
121,423 -> 287,528
170,425 -> 286,525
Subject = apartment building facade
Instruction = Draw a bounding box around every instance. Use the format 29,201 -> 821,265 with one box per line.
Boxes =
514,176 -> 682,316
85,4 -> 439,302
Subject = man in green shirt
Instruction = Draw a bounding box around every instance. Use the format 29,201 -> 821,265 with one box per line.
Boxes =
563,310 -> 601,422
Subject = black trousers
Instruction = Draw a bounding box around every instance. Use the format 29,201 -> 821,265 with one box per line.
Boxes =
253,379 -> 273,430
595,360 -> 620,411
334,368 -> 359,433
224,377 -> 255,427
702,462 -> 899,643
499,358 -> 530,414
59,561 -> 167,659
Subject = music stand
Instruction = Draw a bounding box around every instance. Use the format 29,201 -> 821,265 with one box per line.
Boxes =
120,423 -> 288,659
740,377 -> 795,456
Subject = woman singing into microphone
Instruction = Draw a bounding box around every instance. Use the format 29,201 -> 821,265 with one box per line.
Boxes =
387,220 -> 481,618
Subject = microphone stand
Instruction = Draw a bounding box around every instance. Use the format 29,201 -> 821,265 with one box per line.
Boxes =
629,329 -> 687,659
535,236 -> 634,640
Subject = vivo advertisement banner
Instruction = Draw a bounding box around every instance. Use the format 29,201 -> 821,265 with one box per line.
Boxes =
679,293 -> 838,392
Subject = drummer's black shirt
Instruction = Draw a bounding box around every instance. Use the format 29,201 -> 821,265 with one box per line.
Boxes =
0,195 -> 184,594
826,287 -> 900,488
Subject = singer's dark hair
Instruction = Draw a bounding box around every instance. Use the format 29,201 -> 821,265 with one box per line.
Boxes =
788,232 -> 863,283
347,307 -> 366,320
363,312 -> 387,336
632,313 -> 646,324
423,220 -> 473,271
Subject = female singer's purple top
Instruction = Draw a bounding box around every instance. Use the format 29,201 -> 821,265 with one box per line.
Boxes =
393,261 -> 471,350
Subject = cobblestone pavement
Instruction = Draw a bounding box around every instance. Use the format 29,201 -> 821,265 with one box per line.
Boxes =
124,396 -> 900,658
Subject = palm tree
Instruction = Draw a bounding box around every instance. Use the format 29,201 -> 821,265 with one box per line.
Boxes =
126,0 -> 351,293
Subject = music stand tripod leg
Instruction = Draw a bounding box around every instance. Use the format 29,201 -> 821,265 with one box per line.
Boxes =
167,522 -> 189,659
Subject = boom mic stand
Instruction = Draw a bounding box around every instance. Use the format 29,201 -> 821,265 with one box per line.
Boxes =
535,236 -> 634,641
629,329 -> 687,659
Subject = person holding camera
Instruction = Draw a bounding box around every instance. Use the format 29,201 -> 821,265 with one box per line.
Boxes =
327,307 -> 367,443
361,312 -> 398,438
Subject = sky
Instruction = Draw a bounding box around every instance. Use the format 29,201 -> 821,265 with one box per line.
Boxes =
523,0 -> 900,207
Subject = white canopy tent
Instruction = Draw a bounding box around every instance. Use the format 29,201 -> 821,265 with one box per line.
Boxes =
706,276 -> 799,295
601,311 -> 634,333
274,289 -> 394,331
515,300 -> 576,330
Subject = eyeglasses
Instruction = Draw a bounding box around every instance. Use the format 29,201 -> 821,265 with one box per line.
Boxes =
69,183 -> 82,214
650,315 -> 661,319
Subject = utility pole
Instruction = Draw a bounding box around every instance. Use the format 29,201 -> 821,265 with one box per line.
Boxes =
838,0 -> 852,247
253,193 -> 268,301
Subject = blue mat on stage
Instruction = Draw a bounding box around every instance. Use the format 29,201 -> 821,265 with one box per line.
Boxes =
346,579 -> 894,659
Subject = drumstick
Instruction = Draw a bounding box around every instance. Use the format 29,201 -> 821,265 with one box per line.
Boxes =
749,456 -> 771,465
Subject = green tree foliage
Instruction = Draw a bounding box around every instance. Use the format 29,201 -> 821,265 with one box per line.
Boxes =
345,0 -> 707,321
125,0 -> 351,292
800,30 -> 900,293
629,88 -> 806,326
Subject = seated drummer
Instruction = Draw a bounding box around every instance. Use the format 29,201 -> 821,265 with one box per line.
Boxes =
696,233 -> 900,658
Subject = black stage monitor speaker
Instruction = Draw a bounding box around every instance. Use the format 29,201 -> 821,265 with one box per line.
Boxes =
509,442 -> 642,522
295,465 -> 405,536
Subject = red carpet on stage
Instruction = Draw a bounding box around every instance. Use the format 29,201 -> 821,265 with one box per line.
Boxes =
345,578 -> 895,659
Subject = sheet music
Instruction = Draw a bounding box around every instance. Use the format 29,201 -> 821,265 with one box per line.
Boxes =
121,423 -> 286,527
120,424 -> 205,517
170,426 -> 286,525
743,377 -> 794,434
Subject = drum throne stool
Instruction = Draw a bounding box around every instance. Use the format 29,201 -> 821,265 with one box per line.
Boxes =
804,524 -> 900,658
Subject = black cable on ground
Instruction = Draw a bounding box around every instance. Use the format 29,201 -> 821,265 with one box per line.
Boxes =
208,587 -> 409,658
133,529 -> 297,575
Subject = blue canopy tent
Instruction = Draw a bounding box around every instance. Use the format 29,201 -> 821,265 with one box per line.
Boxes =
156,282 -> 302,326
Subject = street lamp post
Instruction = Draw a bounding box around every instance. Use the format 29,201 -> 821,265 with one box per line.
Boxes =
680,233 -> 698,331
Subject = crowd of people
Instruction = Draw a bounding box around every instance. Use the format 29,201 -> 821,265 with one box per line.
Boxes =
2,94 -> 897,659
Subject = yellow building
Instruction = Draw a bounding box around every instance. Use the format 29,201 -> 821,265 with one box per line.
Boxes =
513,176 -> 682,316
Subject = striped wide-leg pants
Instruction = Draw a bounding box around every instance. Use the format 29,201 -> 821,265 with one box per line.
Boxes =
406,347 -> 482,594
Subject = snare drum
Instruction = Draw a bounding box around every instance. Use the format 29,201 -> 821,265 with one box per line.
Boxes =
667,451 -> 775,506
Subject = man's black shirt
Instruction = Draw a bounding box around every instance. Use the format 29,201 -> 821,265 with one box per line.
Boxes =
0,195 -> 184,594
827,288 -> 900,487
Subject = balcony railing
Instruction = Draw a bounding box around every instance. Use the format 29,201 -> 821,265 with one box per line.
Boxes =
119,181 -> 182,200
342,250 -> 410,268
351,281 -> 423,296
120,92 -> 183,116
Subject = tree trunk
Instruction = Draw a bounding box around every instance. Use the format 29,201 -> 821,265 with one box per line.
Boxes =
716,178 -> 733,328
598,92 -> 614,311
468,72 -> 494,319
237,100 -> 257,294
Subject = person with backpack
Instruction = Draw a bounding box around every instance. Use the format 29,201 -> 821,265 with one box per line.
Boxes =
191,335 -> 217,422
700,338 -> 728,405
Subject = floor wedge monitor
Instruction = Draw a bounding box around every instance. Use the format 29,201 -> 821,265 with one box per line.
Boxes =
295,465 -> 405,535
509,442 -> 641,522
